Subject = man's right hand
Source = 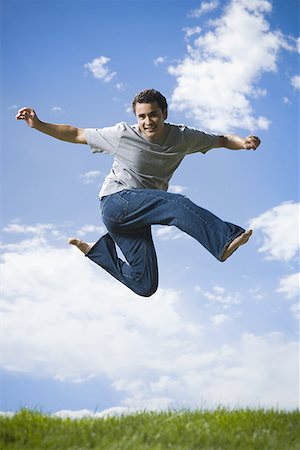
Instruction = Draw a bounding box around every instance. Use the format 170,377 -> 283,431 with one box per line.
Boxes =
16,107 -> 40,128
15,107 -> 86,144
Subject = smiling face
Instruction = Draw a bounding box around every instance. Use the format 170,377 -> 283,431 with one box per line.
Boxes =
135,102 -> 167,142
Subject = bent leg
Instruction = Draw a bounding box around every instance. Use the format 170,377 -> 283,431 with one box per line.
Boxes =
86,227 -> 158,297
101,189 -> 246,261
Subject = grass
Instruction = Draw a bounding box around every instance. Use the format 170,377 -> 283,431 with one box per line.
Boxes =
0,408 -> 299,450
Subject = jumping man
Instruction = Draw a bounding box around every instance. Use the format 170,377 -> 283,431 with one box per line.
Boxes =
16,89 -> 260,297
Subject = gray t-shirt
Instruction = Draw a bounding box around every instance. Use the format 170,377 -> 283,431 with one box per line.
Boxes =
84,122 -> 220,197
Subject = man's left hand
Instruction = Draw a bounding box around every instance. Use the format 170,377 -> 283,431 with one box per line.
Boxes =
244,135 -> 261,150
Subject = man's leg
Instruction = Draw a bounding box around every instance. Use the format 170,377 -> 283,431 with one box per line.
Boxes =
101,189 -> 250,261
68,189 -> 250,297
77,227 -> 158,297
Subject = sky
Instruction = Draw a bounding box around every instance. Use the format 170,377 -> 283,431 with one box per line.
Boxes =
0,0 -> 299,416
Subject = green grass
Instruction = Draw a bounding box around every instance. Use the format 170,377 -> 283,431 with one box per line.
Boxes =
0,408 -> 299,450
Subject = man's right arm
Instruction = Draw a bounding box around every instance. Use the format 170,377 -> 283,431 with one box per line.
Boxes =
16,107 -> 87,144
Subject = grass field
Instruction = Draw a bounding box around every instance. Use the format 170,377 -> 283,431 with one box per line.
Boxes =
0,408 -> 299,449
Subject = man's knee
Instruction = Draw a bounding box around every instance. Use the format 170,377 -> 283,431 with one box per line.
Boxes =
135,279 -> 158,298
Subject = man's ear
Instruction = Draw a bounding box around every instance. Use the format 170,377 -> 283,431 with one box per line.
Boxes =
163,109 -> 168,120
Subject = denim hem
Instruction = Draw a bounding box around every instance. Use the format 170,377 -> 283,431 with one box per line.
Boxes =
85,242 -> 98,258
219,228 -> 246,261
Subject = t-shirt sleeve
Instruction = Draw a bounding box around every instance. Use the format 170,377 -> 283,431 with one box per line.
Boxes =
184,127 -> 220,154
84,122 -> 126,154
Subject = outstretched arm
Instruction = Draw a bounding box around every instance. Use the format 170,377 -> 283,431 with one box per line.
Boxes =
217,134 -> 261,150
16,107 -> 87,144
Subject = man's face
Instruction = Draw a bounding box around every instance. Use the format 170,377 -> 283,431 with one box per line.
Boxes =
135,102 -> 167,141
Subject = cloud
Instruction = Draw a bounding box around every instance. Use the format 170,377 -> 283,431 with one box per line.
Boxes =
79,170 -> 101,184
52,407 -> 134,419
0,236 -> 197,382
249,201 -> 299,262
51,106 -> 65,113
249,287 -> 265,301
76,224 -> 106,237
183,26 -> 202,39
84,56 -> 116,82
277,273 -> 300,321
291,75 -> 300,90
188,1 -> 219,18
277,273 -> 300,299
2,407 -> 136,419
155,227 -> 188,241
1,220 -> 73,244
289,302 -> 299,321
2,222 -> 55,235
0,228 -> 298,410
211,314 -> 231,326
168,184 -> 188,194
169,0 -> 292,132
7,105 -> 19,111
195,285 -> 241,308
111,333 -> 298,410
154,56 -> 166,66
116,82 -> 125,90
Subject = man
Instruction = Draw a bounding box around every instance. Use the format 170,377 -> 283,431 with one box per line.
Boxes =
16,89 -> 260,297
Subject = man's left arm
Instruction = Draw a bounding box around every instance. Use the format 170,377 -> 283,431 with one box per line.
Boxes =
217,134 -> 261,151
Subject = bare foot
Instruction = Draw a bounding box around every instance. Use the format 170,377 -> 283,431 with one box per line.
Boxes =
68,238 -> 93,255
221,230 -> 252,262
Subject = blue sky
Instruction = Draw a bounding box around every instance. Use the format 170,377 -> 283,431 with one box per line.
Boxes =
1,0 -> 299,416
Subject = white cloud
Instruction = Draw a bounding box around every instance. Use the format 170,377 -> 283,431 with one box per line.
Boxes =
277,273 -> 300,321
2,222 -> 55,235
84,56 -> 116,82
79,170 -> 101,184
169,0 -> 291,132
2,407 -> 137,419
1,221 -> 72,243
0,230 -> 298,410
111,333 -> 298,410
211,314 -> 231,325
52,409 -> 94,419
0,237 -> 196,382
188,1 -> 219,18
0,412 -> 14,418
196,285 -> 241,308
183,26 -> 202,39
116,82 -> 125,90
289,302 -> 299,321
7,104 -> 19,111
249,287 -> 265,301
76,224 -> 106,237
155,227 -> 187,241
283,96 -> 291,105
154,56 -> 166,66
168,184 -> 187,194
277,273 -> 300,299
291,75 -> 300,90
249,201 -> 300,262
51,106 -> 65,113
52,407 -> 135,419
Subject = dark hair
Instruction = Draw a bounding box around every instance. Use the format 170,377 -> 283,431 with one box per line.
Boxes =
132,89 -> 168,114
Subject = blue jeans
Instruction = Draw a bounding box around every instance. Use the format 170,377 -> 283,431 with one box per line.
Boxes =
86,189 -> 245,297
